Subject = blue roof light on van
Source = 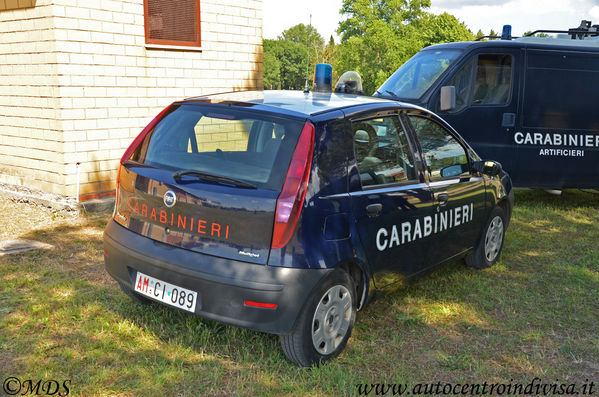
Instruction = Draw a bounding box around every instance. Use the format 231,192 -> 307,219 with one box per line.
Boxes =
501,25 -> 512,40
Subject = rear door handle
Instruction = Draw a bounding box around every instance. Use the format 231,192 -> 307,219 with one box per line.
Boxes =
366,203 -> 382,218
435,193 -> 449,207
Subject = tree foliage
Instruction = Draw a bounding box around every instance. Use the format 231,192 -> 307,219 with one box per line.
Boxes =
263,39 -> 308,90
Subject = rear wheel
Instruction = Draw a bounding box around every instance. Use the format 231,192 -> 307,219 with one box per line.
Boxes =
466,206 -> 506,269
118,282 -> 151,305
280,270 -> 356,367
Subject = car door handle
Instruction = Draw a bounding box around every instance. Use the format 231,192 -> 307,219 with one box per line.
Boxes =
366,203 -> 382,218
435,193 -> 449,206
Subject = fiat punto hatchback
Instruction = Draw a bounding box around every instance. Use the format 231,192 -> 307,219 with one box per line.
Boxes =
104,90 -> 514,366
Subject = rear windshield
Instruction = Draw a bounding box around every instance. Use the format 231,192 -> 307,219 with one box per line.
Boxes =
130,104 -> 305,190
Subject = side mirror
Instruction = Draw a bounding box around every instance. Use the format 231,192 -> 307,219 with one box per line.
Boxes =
473,160 -> 502,177
439,86 -> 456,112
440,164 -> 465,178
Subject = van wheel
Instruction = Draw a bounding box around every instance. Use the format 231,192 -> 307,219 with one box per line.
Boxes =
118,282 -> 151,305
280,270 -> 356,367
466,206 -> 506,269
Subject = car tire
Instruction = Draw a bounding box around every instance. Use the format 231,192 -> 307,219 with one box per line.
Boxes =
466,205 -> 507,269
118,282 -> 152,305
280,269 -> 356,367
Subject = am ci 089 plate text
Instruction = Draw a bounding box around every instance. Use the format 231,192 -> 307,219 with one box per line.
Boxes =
134,272 -> 197,312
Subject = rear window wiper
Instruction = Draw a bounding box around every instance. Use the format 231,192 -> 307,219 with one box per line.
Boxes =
173,170 -> 257,189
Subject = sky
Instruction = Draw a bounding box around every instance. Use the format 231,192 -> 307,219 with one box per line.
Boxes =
262,0 -> 599,41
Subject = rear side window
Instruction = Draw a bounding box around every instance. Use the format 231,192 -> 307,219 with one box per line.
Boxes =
408,116 -> 469,180
130,104 -> 305,189
352,116 -> 417,187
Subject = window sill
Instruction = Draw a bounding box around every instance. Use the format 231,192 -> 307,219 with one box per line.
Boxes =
145,44 -> 203,52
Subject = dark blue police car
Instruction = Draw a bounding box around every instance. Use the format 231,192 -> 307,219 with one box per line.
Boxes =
103,90 -> 514,366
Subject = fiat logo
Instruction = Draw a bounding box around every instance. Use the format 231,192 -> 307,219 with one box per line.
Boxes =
163,190 -> 177,208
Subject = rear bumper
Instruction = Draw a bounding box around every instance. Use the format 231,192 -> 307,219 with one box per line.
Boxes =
103,220 -> 332,334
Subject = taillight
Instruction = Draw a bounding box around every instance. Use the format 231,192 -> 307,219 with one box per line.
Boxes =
271,122 -> 315,249
114,104 -> 173,213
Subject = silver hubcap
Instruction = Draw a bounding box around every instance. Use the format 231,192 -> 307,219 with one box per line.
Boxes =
311,285 -> 352,355
484,215 -> 504,262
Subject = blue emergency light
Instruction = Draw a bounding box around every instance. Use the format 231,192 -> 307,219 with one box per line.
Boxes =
501,25 -> 512,40
313,63 -> 332,92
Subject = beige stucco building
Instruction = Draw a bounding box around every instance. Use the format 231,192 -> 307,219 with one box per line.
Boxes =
0,0 -> 263,202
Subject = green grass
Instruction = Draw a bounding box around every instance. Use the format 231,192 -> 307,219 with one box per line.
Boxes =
1,189 -> 598,396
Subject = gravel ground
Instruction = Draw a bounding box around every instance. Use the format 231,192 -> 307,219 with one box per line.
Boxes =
0,195 -> 75,241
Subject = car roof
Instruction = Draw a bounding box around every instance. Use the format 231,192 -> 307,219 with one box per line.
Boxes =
183,90 -> 405,118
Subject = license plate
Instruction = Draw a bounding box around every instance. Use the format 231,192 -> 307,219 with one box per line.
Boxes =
134,272 -> 197,312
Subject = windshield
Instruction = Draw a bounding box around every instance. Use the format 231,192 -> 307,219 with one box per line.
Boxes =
377,49 -> 463,100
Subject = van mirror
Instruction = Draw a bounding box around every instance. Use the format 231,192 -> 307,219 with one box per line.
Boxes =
473,160 -> 502,176
440,164 -> 464,178
439,86 -> 456,112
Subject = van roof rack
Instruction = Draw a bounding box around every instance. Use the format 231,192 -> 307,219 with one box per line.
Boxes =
524,20 -> 599,40
475,21 -> 599,41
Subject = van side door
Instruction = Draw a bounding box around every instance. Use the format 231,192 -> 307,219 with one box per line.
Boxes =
517,49 -> 599,189
348,111 -> 435,283
434,49 -> 521,174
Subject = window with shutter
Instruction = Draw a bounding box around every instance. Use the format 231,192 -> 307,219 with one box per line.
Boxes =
144,0 -> 201,48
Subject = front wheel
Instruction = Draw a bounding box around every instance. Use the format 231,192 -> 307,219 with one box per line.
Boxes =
280,269 -> 356,367
465,206 -> 507,269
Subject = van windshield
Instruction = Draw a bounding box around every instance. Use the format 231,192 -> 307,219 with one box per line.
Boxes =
377,49 -> 463,100
129,104 -> 305,190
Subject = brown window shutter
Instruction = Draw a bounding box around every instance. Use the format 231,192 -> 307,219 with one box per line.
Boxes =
144,0 -> 201,47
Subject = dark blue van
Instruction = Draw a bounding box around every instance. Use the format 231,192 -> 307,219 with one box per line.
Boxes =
104,90 -> 513,366
375,21 -> 599,190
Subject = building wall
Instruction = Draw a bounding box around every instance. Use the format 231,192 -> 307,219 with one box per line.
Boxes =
0,0 -> 263,199
0,0 -> 64,194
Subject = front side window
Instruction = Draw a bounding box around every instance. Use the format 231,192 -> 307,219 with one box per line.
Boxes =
144,0 -> 201,47
352,116 -> 416,187
408,116 -> 468,180
444,53 -> 512,112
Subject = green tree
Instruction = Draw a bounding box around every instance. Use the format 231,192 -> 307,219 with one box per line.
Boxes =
281,23 -> 326,87
475,29 -> 485,40
417,12 -> 474,47
281,23 -> 325,50
263,39 -> 308,90
338,0 -> 431,42
263,44 -> 281,90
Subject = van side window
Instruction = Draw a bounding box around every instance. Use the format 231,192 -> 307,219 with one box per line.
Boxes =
352,116 -> 416,187
408,116 -> 469,180
472,54 -> 512,105
444,53 -> 512,112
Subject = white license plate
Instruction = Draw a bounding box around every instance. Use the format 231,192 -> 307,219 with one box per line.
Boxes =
134,272 -> 197,312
